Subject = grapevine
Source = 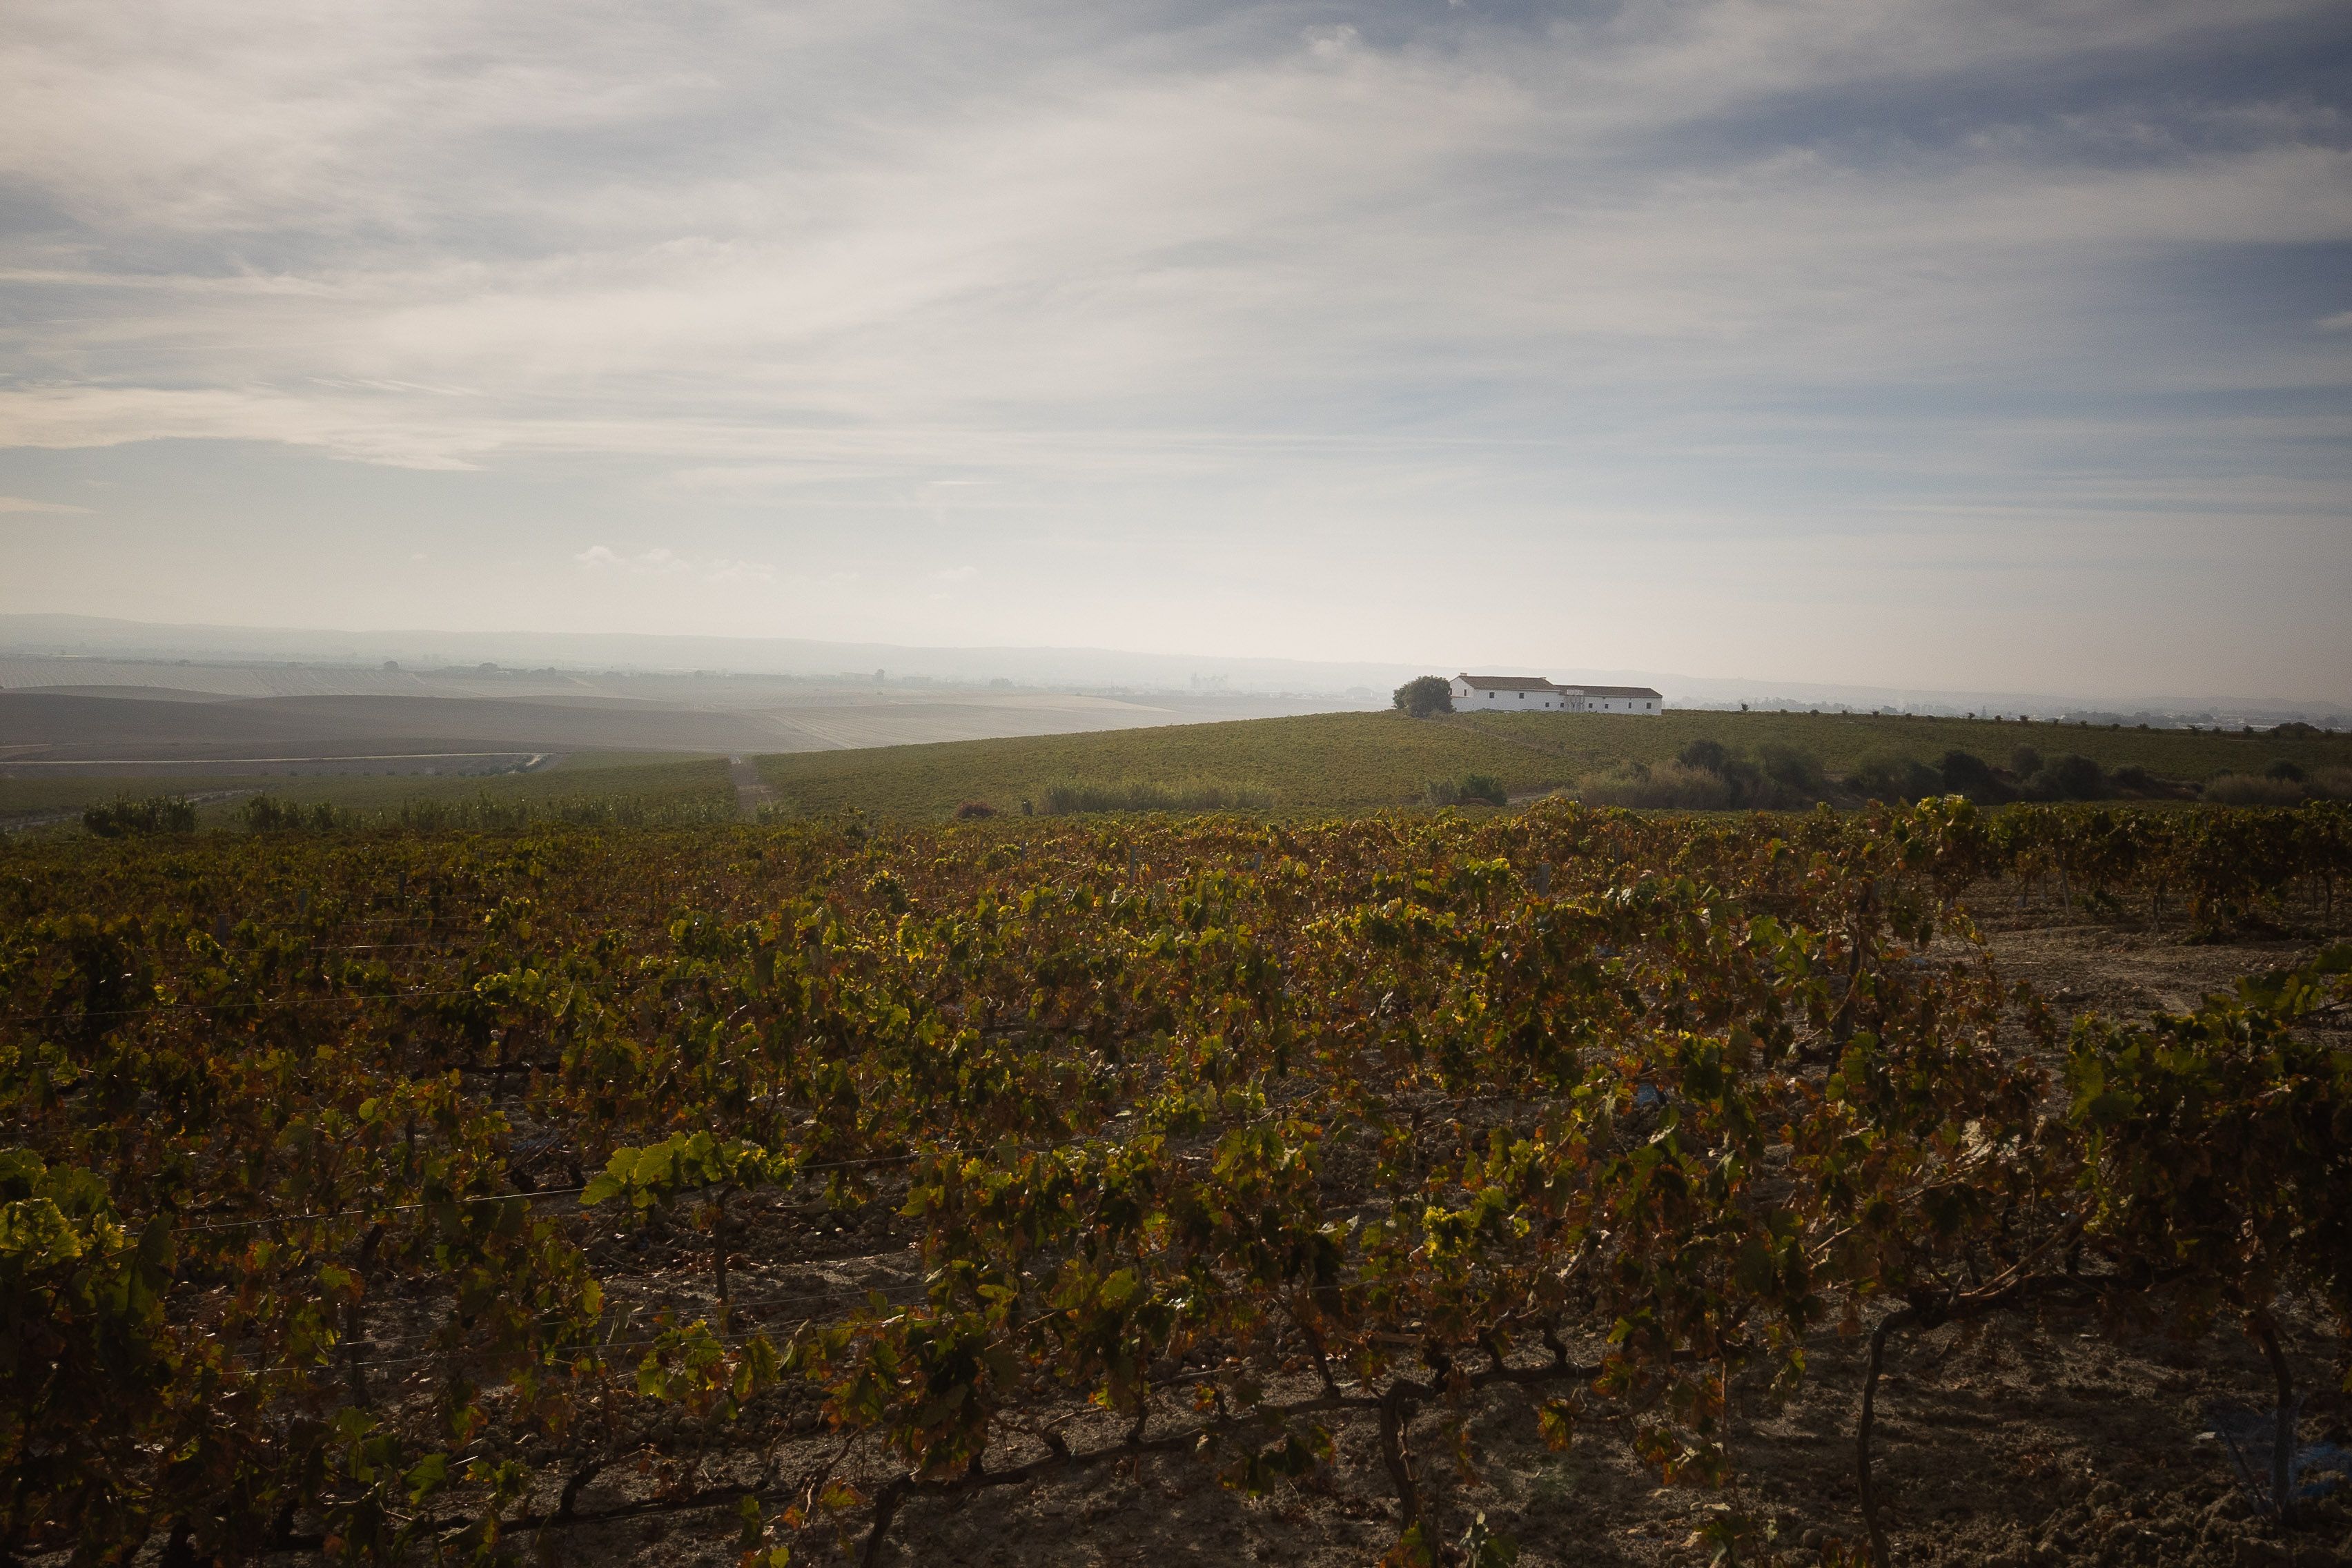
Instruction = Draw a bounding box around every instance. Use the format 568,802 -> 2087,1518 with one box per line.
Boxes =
1,800 -> 2346,1564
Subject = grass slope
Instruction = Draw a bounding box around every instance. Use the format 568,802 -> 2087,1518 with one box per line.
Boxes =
755,709 -> 2352,818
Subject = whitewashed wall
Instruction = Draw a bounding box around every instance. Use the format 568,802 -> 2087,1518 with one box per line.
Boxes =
1447,679 -> 1662,714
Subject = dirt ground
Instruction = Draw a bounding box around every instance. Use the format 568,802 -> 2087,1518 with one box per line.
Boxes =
288,917 -> 2352,1568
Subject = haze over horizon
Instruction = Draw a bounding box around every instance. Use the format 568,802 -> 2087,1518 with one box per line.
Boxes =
3,0 -> 2349,700
6,611 -> 2346,723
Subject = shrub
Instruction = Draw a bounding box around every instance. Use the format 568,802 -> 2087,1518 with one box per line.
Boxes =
1037,778 -> 1274,814
2009,744 -> 2044,778
954,801 -> 998,820
81,796 -> 197,837
1392,676 -> 1453,718
2270,721 -> 2322,739
1677,738 -> 1731,774
1849,752 -> 1944,803
1572,762 -> 1733,810
2265,759 -> 2306,783
1716,756 -> 1767,807
237,790 -> 745,833
2202,774 -> 2304,805
242,795 -> 346,833
1938,750 -> 2013,803
2024,753 -> 2106,801
1756,743 -> 1826,798
1628,745 -> 1820,810
2109,763 -> 2156,794
389,798 -> 456,831
1426,773 -> 1508,808
378,795 -> 738,830
2308,767 -> 2352,801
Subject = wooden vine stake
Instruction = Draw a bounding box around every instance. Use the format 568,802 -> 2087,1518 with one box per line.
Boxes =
2250,1313 -> 2297,1525
712,1189 -> 733,1333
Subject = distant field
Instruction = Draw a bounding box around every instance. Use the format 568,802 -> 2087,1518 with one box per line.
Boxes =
754,712 -> 1551,816
0,689 -> 785,760
17,710 -> 2344,828
0,752 -> 733,830
755,709 -> 2352,818
0,672 -> 1366,761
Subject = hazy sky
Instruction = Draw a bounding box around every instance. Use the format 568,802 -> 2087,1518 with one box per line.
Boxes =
3,0 -> 2348,698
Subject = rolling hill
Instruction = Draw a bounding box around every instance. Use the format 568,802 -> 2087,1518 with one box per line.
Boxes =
753,708 -> 2352,818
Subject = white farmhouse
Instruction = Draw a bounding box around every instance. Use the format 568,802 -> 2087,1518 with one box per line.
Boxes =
1449,674 -> 1663,715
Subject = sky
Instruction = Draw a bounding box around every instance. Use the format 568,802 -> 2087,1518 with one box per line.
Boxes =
1,0 -> 2349,700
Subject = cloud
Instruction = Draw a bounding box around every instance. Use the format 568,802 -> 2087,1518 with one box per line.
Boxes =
930,565 -> 980,582
575,543 -> 773,583
576,545 -> 684,573
705,558 -> 776,584
1304,24 -> 1360,61
0,0 -> 2347,696
1,0 -> 2343,480
0,495 -> 90,513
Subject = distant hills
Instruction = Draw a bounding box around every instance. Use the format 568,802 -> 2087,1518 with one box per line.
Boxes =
1,614 -> 2342,727
0,614 -> 1404,698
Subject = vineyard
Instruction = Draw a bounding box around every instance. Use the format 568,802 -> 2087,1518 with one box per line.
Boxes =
3,801 -> 2349,1566
0,755 -> 737,835
750,709 -> 2352,819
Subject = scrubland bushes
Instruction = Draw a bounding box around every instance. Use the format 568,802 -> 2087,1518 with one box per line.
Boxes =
236,792 -> 736,832
1938,749 -> 2006,800
2203,767 -> 2352,806
1843,748 -> 2352,808
1578,740 -> 1832,809
1571,761 -> 1733,810
241,796 -> 346,833
1572,736 -> 2274,811
2203,774 -> 2306,806
1850,753 -> 1943,803
2026,752 -> 2107,800
1424,772 -> 1508,807
1941,745 -> 2117,803
79,796 -> 197,836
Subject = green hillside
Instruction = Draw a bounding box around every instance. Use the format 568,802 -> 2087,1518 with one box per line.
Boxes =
754,709 -> 2352,819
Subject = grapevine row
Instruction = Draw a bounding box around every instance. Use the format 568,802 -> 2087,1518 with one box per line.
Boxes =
1,799 -> 2345,1563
